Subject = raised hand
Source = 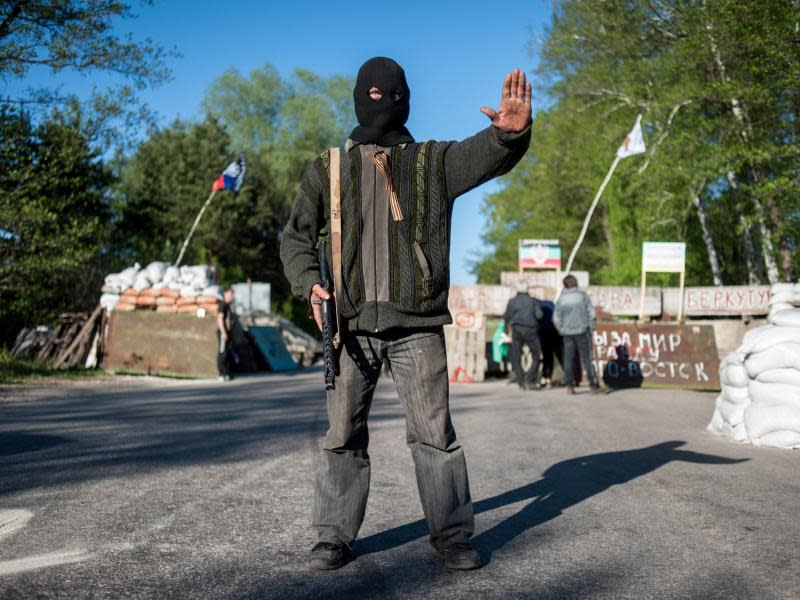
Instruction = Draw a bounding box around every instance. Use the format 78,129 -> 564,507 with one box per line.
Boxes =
480,68 -> 532,133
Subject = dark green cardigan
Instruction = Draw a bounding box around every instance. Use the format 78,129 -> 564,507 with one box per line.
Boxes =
280,124 -> 531,332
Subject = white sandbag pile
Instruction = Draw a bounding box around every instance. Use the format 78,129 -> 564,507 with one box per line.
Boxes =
708,282 -> 800,449
100,262 -> 222,316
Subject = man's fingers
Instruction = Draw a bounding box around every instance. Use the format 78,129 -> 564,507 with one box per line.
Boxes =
480,106 -> 498,121
312,303 -> 323,332
501,73 -> 512,100
311,284 -> 330,301
524,81 -> 532,105
517,70 -> 527,99
510,68 -> 519,98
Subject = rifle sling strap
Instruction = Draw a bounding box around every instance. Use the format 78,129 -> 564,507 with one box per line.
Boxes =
329,147 -> 343,349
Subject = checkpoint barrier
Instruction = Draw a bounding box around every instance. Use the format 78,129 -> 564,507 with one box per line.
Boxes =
592,322 -> 720,389
104,310 -> 218,377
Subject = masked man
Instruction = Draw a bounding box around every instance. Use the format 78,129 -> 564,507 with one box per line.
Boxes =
280,57 -> 532,571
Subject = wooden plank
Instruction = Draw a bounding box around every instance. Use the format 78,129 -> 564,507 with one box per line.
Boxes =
54,305 -> 102,368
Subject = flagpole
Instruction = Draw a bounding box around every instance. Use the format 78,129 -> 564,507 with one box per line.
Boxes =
563,154 -> 622,276
174,188 -> 217,267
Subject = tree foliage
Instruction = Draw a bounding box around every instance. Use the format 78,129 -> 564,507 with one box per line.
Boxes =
477,0 -> 800,286
0,0 -> 174,149
0,106 -> 112,343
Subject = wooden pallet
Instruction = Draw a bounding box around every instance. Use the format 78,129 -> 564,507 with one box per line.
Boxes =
444,325 -> 486,383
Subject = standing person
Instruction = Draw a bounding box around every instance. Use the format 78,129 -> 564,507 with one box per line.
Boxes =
503,281 -> 543,390
554,274 -> 600,394
216,287 -> 234,382
280,57 -> 532,571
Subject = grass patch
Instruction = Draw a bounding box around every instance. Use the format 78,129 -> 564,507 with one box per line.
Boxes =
0,348 -> 106,384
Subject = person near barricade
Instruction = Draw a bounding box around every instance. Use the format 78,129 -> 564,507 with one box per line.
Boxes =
216,287 -> 234,382
602,344 -> 643,390
280,57 -> 532,571
554,274 -> 600,394
503,281 -> 544,390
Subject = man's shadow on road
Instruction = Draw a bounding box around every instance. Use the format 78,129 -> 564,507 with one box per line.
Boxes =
355,441 -> 747,564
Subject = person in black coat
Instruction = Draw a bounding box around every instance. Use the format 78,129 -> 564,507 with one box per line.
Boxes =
503,282 -> 544,390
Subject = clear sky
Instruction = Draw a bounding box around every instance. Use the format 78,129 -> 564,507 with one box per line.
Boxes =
7,0 -> 553,285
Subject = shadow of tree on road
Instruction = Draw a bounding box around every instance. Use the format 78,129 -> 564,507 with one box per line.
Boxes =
356,441 -> 747,564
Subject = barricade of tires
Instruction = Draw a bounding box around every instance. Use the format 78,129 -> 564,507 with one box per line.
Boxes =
708,283 -> 800,449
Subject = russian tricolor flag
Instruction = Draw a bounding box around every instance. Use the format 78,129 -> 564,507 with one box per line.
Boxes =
211,154 -> 246,192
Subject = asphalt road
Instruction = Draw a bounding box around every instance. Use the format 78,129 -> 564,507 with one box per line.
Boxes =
0,371 -> 797,599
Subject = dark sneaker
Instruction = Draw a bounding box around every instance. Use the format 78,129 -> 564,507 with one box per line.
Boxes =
433,541 -> 482,570
306,541 -> 351,570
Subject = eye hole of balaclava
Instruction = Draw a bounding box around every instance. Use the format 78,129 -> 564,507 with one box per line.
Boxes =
354,57 -> 410,132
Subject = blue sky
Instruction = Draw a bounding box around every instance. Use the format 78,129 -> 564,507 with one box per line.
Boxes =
6,0 -> 552,285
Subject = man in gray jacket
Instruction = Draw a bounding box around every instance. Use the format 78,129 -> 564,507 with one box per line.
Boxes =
280,57 -> 531,571
554,274 -> 600,394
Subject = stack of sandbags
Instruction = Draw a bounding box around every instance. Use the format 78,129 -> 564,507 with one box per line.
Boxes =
708,282 -> 800,449
708,351 -> 751,442
100,261 -> 221,316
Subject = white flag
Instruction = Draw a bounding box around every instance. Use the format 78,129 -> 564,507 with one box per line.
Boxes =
616,114 -> 646,158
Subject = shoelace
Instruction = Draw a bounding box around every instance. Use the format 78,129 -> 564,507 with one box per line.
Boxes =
373,150 -> 403,221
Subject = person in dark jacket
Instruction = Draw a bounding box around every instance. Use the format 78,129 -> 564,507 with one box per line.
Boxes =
503,281 -> 544,390
280,57 -> 532,571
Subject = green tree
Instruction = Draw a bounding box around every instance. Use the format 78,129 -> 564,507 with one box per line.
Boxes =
0,0 -> 174,149
477,0 -> 799,286
0,107 -> 112,344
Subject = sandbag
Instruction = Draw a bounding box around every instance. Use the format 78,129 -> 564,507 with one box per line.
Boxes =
145,261 -> 167,284
751,430 -> 800,449
201,285 -> 222,299
769,292 -> 795,306
721,363 -> 749,388
162,266 -> 181,285
156,296 -> 176,306
720,420 -> 748,443
179,286 -> 199,298
139,288 -> 159,298
745,344 -> 800,377
168,281 -> 183,291
770,283 -> 795,297
158,288 -> 180,298
748,380 -> 800,409
707,403 -> 724,433
99,293 -> 119,311
756,368 -> 800,386
195,295 -> 219,305
770,308 -> 800,328
722,384 -> 750,405
718,396 -> 747,426
176,296 -> 198,306
151,282 -> 166,291
177,304 -> 199,314
744,403 -> 800,439
132,272 -> 151,292
116,302 -> 136,312
741,325 -> 800,354
156,305 -> 178,313
135,296 -> 157,307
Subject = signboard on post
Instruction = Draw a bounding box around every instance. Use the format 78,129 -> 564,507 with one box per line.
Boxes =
518,239 -> 561,272
640,242 -> 686,321
593,322 -> 720,389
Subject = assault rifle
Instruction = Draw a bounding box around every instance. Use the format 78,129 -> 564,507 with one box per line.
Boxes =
318,240 -> 338,390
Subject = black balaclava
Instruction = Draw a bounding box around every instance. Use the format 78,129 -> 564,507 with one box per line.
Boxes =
349,57 -> 414,147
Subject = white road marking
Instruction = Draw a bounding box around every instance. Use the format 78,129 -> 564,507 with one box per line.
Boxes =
0,510 -> 32,542
0,549 -> 94,576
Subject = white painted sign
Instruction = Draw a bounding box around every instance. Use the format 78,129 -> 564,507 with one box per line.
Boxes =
642,242 -> 686,273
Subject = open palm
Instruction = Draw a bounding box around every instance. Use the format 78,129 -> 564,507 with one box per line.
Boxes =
480,68 -> 532,133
